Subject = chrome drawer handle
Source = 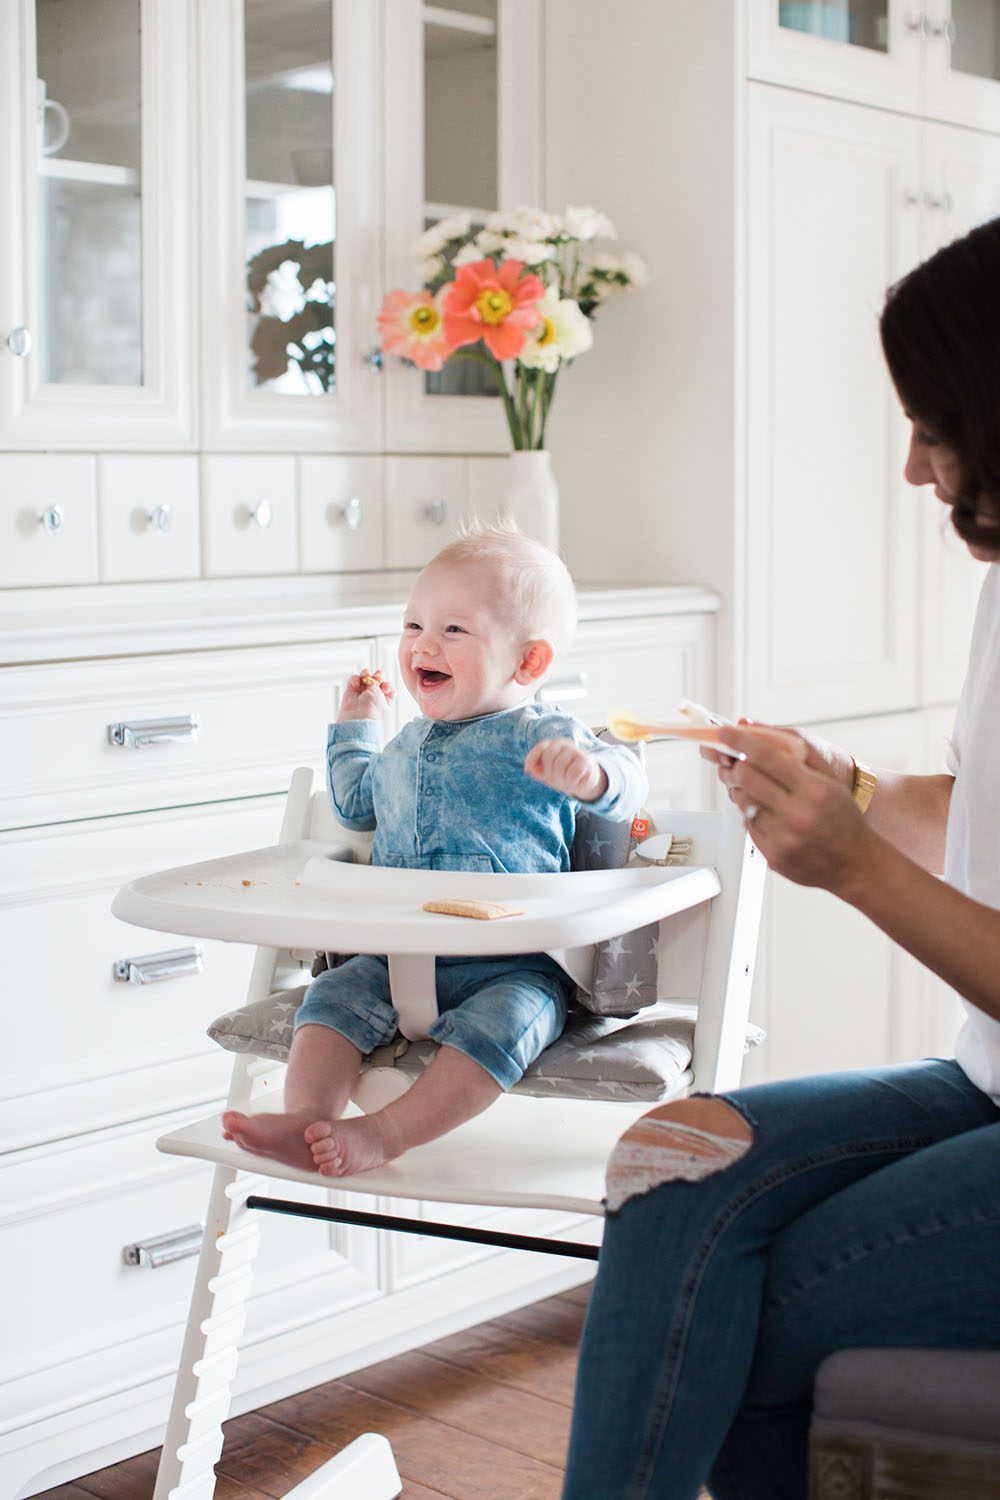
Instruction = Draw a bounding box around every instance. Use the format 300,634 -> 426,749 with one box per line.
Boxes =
113,945 -> 204,984
40,504 -> 64,534
123,1224 -> 204,1268
108,714 -> 199,748
537,672 -> 589,703
147,503 -> 173,534
424,497 -> 447,526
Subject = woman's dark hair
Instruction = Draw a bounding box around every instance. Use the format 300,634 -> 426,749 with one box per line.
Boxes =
880,215 -> 1000,548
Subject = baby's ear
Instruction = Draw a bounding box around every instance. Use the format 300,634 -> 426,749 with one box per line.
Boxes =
516,639 -> 554,683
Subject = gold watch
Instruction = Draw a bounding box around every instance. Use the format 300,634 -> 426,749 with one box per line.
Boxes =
850,757 -> 877,814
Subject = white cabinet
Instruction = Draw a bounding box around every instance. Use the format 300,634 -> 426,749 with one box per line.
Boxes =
1,0 -> 543,592
747,0 -> 1000,131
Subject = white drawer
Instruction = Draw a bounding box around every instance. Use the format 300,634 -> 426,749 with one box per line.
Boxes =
1,639 -> 369,828
384,456 -> 469,569
299,455 -> 385,572
202,454 -> 298,576
98,454 -> 200,582
0,798 -> 288,1150
0,1108 -> 361,1448
0,453 -> 99,588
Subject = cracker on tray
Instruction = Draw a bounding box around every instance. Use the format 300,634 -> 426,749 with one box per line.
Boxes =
423,898 -> 524,921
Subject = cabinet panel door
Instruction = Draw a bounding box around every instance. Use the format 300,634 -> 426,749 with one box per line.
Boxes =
745,0 -> 922,115
0,0 -> 195,448
746,712 -> 927,1085
198,0 -> 381,452
745,85 -> 921,724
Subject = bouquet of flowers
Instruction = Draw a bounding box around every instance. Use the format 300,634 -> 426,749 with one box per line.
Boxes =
377,205 -> 649,450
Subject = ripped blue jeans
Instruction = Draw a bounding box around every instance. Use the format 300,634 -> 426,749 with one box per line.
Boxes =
561,1059 -> 1000,1500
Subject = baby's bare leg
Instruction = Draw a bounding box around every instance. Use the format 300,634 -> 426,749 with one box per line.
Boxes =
307,1045 -> 502,1177
223,1024 -> 362,1170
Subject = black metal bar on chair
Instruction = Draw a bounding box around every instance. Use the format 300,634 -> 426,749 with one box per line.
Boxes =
246,1195 -> 601,1260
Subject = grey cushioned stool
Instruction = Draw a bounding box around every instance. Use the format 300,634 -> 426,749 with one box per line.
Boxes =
809,1348 -> 1000,1499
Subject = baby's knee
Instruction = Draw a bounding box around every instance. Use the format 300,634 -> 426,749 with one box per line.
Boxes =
605,1095 -> 754,1213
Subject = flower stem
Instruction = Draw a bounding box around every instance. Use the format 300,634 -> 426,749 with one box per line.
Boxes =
451,345 -> 522,447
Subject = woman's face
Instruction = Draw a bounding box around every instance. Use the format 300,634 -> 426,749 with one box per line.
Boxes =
904,419 -> 1000,561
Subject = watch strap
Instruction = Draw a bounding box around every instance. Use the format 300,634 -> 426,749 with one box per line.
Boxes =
851,757 -> 877,814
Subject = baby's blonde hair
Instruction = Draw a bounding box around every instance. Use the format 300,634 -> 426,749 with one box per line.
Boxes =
430,519 -> 578,656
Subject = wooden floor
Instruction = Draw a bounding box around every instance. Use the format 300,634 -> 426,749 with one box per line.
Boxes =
35,1285 -> 593,1500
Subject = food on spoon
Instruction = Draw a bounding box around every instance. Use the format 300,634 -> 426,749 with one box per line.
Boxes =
608,709 -> 806,758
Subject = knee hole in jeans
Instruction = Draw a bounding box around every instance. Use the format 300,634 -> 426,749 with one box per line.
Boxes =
605,1097 -> 754,1213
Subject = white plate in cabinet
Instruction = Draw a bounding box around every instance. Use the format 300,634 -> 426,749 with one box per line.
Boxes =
98,455 -> 200,583
0,453 -> 98,587
384,456 -> 468,569
201,454 -> 297,576
0,798 -> 285,1150
1,641 -> 361,829
299,456 -> 385,573
0,1110 -> 364,1500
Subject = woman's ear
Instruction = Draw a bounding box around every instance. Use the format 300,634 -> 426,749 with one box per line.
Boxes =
515,639 -> 555,684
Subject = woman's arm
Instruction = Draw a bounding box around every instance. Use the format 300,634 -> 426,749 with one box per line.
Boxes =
715,725 -> 1000,1025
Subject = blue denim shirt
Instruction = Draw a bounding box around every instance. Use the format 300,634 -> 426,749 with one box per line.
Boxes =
326,703 -> 648,874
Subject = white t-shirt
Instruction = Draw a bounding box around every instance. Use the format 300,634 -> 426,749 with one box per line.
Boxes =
943,561 -> 1000,1102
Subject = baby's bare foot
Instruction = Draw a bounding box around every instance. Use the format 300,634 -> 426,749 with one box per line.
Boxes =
222,1109 -> 317,1172
304,1115 -> 399,1177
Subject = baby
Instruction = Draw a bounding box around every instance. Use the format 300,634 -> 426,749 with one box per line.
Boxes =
223,524 -> 647,1176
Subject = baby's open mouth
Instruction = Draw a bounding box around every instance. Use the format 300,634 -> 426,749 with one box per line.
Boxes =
416,668 -> 451,686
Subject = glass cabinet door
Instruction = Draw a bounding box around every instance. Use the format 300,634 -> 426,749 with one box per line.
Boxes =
199,0 -> 380,451
0,0 -> 195,446
924,2 -> 1000,130
747,0 -> 924,114
383,0 -> 542,452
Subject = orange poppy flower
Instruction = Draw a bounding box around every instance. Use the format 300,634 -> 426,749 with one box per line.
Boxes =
377,288 -> 450,371
443,258 -> 545,361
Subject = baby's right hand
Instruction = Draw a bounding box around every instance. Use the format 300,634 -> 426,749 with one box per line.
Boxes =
339,668 -> 394,722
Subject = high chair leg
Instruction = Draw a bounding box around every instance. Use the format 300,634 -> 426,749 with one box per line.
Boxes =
152,1162 -> 265,1500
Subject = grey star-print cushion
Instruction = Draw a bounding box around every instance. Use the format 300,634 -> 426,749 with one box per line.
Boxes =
207,985 -> 764,1104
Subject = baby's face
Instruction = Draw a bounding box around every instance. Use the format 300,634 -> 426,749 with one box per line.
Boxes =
398,558 -> 531,721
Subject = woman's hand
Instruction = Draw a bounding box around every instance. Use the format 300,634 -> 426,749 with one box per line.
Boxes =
338,668 -> 394,722
713,723 -> 875,895
525,738 -> 609,803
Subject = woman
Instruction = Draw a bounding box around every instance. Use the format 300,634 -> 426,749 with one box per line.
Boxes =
561,218 -> 1000,1500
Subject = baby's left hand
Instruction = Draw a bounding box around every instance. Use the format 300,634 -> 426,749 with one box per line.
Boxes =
525,738 -> 609,803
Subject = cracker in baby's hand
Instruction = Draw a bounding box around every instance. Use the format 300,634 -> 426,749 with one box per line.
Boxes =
423,898 -> 524,921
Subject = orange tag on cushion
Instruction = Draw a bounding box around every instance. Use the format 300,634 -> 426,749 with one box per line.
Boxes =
631,817 -> 650,840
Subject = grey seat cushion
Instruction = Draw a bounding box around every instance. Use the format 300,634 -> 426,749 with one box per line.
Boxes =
208,985 -> 765,1104
813,1348 -> 1000,1448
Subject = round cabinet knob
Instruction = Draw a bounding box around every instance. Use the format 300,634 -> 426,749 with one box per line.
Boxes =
364,346 -> 384,374
929,18 -> 956,42
425,498 -> 447,527
7,325 -> 31,358
39,504 -> 64,534
340,496 -> 364,531
148,503 -> 173,534
246,500 -> 273,530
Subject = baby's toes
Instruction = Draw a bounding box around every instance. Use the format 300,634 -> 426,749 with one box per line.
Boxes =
303,1119 -> 333,1145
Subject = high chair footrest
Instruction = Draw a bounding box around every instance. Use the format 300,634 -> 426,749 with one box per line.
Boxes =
246,1194 -> 600,1259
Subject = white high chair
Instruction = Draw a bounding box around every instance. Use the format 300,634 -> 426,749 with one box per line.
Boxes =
112,766 -> 766,1500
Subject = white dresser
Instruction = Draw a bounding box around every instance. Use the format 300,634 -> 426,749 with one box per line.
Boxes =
0,578 -> 718,1498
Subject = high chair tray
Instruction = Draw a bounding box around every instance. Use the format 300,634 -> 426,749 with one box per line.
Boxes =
112,838 -> 721,955
158,1090 -> 647,1216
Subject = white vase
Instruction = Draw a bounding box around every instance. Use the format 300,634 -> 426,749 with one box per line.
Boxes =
499,450 -> 560,552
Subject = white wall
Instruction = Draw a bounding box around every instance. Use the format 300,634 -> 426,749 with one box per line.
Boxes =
542,0 -> 740,610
